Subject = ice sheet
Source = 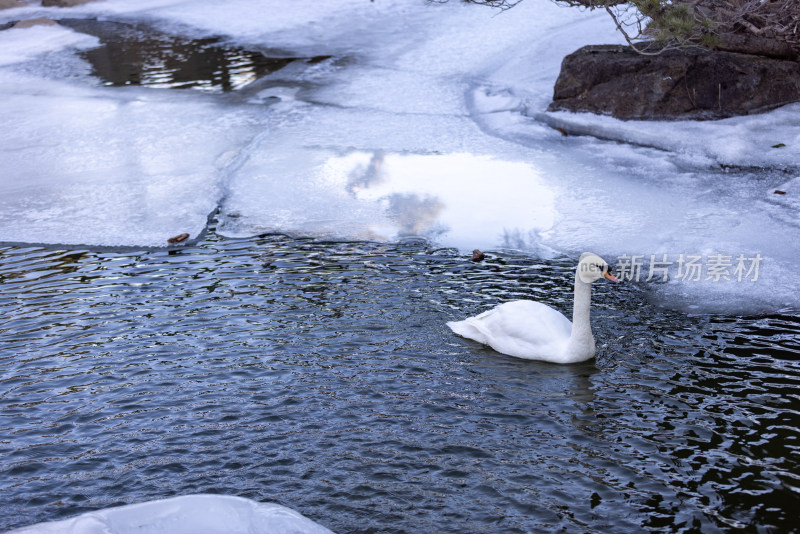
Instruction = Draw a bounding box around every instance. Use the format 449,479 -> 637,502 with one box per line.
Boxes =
0,23 -> 99,66
1,0 -> 798,311
0,71 -> 262,247
532,105 -> 800,169
6,494 -> 333,534
219,145 -> 557,252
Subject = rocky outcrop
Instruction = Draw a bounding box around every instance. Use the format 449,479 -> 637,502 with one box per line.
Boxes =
548,45 -> 800,120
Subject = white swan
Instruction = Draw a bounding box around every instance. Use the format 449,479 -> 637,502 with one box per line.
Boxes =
447,252 -> 618,363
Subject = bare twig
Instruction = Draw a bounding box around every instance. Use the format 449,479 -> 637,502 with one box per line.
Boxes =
456,0 -> 800,57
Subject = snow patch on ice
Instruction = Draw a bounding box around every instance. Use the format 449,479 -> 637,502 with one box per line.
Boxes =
6,494 -> 333,534
0,24 -> 99,67
532,105 -> 800,169
0,71 -> 263,247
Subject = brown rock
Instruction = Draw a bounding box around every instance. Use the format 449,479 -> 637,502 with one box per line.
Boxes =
548,45 -> 800,120
41,0 -> 98,6
167,233 -> 190,244
471,249 -> 485,262
0,0 -> 26,9
717,33 -> 797,62
12,17 -> 58,29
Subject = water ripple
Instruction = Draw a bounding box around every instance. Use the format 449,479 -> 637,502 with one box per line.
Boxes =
1,236 -> 799,533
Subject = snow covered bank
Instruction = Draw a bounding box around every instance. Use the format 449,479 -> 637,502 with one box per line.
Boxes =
6,495 -> 333,534
528,104 -> 800,170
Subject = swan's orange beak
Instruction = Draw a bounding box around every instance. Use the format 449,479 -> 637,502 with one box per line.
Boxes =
604,271 -> 620,283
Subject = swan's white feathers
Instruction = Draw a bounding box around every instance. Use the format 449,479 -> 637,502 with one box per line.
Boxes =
447,301 -> 571,360
447,252 -> 613,363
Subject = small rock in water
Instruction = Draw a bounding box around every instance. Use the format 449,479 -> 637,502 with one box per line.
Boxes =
167,233 -> 190,244
472,249 -> 485,262
774,190 -> 787,195
12,17 -> 58,29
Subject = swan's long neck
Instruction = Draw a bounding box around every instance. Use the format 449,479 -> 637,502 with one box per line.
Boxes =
565,271 -> 595,360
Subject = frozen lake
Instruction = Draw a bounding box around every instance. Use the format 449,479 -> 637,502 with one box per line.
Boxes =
1,0 -> 799,532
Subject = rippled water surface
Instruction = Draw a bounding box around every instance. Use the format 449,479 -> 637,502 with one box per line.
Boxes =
1,233 -> 799,533
60,19 -> 325,92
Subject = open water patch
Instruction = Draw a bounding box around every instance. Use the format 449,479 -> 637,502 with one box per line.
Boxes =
58,18 -> 330,92
1,233 -> 798,533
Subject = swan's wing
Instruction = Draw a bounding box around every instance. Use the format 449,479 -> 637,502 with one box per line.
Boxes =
448,300 -> 572,359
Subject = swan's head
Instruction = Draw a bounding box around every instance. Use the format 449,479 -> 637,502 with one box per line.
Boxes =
577,252 -> 619,284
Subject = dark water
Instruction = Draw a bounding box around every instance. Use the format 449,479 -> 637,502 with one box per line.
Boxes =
1,232 -> 799,533
59,19 -> 328,92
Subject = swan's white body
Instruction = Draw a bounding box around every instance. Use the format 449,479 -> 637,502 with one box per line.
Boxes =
447,253 -> 616,364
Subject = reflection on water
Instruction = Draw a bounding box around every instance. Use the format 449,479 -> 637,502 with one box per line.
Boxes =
59,19 -> 328,92
346,150 -> 386,194
383,193 -> 445,237
0,234 -> 798,533
345,152 -> 445,237
335,152 -> 556,247
224,150 -> 556,248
